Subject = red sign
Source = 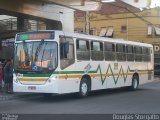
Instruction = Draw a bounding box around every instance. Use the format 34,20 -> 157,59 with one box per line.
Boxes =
29,33 -> 50,39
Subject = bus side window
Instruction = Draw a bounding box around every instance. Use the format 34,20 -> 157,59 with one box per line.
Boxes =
76,39 -> 90,60
135,46 -> 142,62
142,47 -> 150,62
91,41 -> 104,61
104,42 -> 115,61
60,36 -> 75,70
126,45 -> 134,61
116,44 -> 126,61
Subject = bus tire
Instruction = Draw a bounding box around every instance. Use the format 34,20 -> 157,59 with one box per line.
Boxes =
78,78 -> 89,98
129,75 -> 139,91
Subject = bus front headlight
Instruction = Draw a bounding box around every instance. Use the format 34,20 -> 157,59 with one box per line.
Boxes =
48,75 -> 57,83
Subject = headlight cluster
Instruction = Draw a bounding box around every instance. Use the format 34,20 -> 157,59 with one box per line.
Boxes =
48,75 -> 57,83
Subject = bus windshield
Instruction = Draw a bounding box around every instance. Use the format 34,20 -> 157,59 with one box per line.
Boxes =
14,41 -> 58,73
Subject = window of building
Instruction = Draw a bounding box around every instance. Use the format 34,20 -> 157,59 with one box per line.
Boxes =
89,28 -> 97,35
147,25 -> 152,36
154,25 -> 160,36
121,25 -> 127,33
106,26 -> 114,38
99,27 -> 107,37
99,27 -> 114,37
147,24 -> 160,37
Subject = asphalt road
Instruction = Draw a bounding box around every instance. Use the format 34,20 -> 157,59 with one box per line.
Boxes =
0,78 -> 160,114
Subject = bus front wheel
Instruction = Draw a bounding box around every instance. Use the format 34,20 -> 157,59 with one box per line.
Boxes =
78,78 -> 89,98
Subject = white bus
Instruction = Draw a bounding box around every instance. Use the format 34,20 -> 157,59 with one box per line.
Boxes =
13,30 -> 154,97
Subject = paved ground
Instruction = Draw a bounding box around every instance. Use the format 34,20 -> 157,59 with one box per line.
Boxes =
0,77 -> 160,115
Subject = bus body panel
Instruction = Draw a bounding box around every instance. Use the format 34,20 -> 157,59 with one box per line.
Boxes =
13,78 -> 59,93
13,30 -> 154,94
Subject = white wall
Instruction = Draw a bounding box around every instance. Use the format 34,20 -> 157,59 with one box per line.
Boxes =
60,8 -> 74,33
22,3 -> 74,32
0,0 -> 74,32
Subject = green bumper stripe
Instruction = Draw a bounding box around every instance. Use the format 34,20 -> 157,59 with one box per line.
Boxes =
15,73 -> 51,77
53,71 -> 85,74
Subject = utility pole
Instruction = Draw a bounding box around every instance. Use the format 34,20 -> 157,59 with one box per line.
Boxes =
85,11 -> 90,34
126,13 -> 128,40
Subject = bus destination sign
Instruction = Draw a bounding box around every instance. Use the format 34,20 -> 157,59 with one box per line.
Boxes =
17,32 -> 54,41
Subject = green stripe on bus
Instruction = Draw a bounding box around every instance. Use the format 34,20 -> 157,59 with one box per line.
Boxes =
16,73 -> 51,77
53,64 -> 154,85
15,64 -> 155,85
92,64 -> 132,85
53,71 -> 85,74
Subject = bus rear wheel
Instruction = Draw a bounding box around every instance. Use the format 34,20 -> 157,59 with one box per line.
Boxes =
78,78 -> 89,98
129,75 -> 139,91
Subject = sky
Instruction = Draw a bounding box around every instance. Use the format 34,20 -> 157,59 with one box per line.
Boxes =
150,0 -> 160,8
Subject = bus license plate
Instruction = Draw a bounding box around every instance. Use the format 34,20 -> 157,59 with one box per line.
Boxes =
28,86 -> 36,90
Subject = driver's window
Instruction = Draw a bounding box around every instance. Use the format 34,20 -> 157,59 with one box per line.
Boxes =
60,36 -> 75,70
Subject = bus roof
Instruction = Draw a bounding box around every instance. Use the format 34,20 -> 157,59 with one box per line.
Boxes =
56,30 -> 153,48
16,30 -> 153,48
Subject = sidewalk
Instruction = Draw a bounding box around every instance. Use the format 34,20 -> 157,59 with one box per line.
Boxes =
0,91 -> 41,102
0,92 -> 16,101
154,76 -> 160,80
